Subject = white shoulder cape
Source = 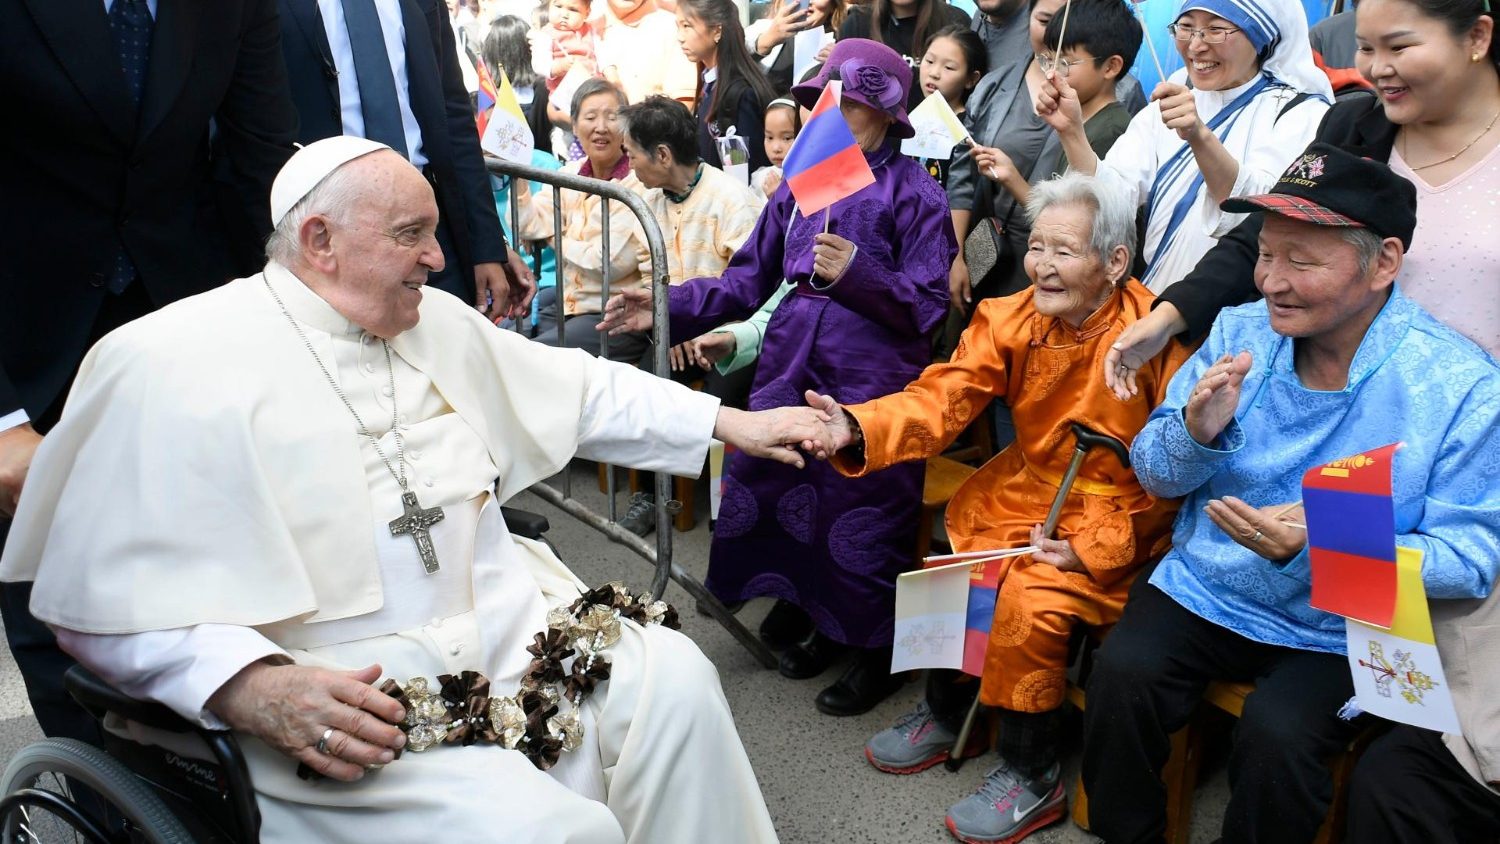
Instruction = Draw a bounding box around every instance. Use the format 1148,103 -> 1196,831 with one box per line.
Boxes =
1,270 -> 596,634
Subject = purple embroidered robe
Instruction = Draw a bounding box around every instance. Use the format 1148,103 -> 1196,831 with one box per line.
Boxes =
669,144 -> 957,647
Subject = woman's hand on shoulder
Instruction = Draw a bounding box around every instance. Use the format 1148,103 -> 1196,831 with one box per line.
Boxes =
1104,303 -> 1187,401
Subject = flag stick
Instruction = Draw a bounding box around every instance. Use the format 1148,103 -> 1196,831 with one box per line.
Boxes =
1134,3 -> 1168,83
822,206 -> 831,234
964,137 -> 1000,181
923,545 -> 1039,565
1054,0 -> 1073,64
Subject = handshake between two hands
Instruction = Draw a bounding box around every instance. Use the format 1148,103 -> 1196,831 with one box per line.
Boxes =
713,391 -> 856,471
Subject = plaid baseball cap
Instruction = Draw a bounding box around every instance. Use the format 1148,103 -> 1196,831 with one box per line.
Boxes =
1220,142 -> 1417,250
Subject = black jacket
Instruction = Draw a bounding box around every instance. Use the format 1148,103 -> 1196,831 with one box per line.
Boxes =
277,0 -> 508,293
0,0 -> 299,421
1157,95 -> 1397,341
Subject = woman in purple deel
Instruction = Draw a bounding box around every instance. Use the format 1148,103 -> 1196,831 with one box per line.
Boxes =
601,39 -> 958,716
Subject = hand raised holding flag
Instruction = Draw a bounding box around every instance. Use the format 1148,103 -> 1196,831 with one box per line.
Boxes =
1036,70 -> 1085,137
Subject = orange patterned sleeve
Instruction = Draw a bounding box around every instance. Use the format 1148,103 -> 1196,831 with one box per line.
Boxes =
831,298 -> 1021,478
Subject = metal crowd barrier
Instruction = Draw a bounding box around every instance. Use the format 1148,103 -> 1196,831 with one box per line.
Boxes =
485,157 -> 777,669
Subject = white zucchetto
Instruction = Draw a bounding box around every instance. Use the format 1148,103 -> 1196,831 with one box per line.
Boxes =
270,136 -> 392,226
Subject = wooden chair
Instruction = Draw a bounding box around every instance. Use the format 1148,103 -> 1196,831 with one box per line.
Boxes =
1199,682 -> 1376,844
1065,683 -> 1199,844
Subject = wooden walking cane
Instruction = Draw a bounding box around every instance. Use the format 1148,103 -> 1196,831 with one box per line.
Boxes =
944,422 -> 1132,772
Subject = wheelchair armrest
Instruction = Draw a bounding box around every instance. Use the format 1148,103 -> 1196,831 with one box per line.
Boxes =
501,506 -> 549,539
64,665 -> 197,733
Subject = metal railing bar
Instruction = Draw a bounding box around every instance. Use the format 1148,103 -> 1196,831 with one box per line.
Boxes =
487,156 -> 772,669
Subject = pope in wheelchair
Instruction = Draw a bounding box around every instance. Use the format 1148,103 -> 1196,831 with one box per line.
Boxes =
0,138 -> 823,843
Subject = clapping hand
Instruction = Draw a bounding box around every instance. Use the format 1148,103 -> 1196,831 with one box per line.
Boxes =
207,662 -> 407,783
1184,351 -> 1252,445
597,287 -> 654,335
1151,82 -> 1205,141
670,331 -> 738,371
1205,498 -> 1307,561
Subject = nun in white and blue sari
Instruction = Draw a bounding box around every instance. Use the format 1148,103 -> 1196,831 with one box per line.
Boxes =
1069,0 -> 1334,292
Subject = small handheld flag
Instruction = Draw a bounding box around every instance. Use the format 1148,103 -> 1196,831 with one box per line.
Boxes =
480,67 -> 535,165
475,61 -> 499,137
1303,443 -> 1402,627
901,91 -> 969,160
782,81 -> 876,217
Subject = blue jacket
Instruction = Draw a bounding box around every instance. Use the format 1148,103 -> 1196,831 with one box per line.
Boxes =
1135,288 -> 1500,653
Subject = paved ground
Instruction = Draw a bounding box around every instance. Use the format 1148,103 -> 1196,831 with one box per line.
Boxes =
0,463 -> 1233,842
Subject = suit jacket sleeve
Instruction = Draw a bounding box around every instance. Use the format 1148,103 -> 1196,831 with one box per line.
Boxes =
213,0 -> 300,265
434,4 -> 508,265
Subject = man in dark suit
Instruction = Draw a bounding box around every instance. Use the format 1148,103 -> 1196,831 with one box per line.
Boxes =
277,0 -> 536,317
0,0 -> 300,743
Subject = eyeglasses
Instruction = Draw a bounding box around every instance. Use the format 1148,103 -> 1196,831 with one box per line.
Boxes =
1037,54 -> 1107,77
1166,23 -> 1241,43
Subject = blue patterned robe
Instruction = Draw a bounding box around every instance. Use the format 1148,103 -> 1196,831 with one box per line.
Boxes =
668,143 -> 957,647
1133,288 -> 1500,653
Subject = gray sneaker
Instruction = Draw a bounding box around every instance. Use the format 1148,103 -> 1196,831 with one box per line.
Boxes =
618,492 -> 655,537
944,761 -> 1065,844
864,701 -> 958,774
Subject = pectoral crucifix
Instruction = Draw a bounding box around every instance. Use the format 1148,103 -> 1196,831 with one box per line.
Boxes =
389,490 -> 446,574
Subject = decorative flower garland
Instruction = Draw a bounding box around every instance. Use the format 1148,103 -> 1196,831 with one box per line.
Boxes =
298,583 -> 678,779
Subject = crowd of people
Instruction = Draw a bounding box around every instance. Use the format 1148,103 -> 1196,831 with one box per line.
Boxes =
0,0 -> 1497,842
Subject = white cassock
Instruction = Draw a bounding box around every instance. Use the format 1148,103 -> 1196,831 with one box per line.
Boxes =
0,263 -> 779,843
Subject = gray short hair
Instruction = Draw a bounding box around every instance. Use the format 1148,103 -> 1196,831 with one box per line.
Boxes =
264,163 -> 365,266
1024,172 -> 1137,285
570,78 -> 626,124
1339,227 -> 1384,277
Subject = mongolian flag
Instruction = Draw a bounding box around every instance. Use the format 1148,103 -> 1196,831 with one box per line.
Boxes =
780,81 -> 875,216
1303,442 -> 1402,627
475,61 -> 499,137
961,557 -> 1004,677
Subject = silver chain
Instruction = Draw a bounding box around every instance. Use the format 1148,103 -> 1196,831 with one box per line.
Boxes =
263,279 -> 409,492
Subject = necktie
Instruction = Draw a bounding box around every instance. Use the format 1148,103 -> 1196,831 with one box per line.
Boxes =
341,0 -> 410,159
108,0 -> 154,294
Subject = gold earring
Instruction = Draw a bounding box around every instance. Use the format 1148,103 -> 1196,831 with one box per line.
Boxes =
1475,52 -> 1485,62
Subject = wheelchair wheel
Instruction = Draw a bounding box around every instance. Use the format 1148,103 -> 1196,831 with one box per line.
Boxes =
0,738 -> 192,844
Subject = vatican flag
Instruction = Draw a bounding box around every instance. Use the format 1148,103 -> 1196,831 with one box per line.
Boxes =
480,67 -> 534,165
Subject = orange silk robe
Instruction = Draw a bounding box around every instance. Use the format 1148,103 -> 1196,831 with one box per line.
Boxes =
834,281 -> 1191,712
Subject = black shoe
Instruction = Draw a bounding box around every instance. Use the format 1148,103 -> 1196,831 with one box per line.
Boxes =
778,631 -> 847,679
759,600 -> 814,650
618,492 -> 655,537
815,647 -> 904,716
